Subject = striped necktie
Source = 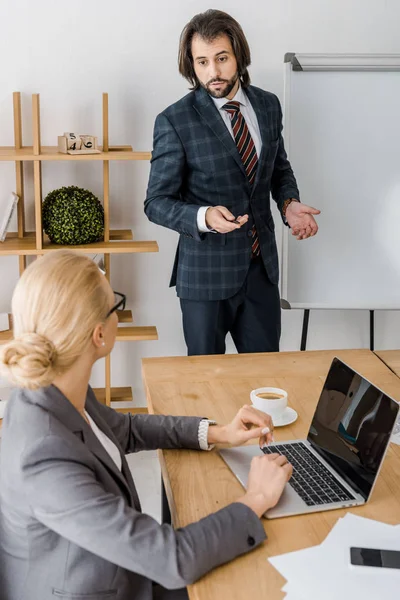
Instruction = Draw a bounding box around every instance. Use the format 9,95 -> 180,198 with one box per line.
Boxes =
223,100 -> 260,256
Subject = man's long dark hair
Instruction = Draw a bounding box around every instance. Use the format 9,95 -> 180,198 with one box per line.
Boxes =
178,9 -> 251,90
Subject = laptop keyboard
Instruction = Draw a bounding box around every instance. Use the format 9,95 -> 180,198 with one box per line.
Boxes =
262,442 -> 356,506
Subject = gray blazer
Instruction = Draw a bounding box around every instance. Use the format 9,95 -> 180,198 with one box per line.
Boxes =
0,385 -> 266,600
144,85 -> 300,301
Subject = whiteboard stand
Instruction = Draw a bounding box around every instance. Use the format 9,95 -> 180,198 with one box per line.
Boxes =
370,311 -> 374,352
281,302 -> 376,352
280,53 -> 400,352
301,309 -> 310,351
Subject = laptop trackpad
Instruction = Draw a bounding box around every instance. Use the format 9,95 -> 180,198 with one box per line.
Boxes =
265,483 -> 306,519
219,445 -> 262,488
219,446 -> 306,519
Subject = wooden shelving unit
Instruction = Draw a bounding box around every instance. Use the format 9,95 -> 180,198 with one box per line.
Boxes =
0,92 -> 159,414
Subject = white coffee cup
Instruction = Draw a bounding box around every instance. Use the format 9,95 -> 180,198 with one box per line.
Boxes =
250,387 -> 288,421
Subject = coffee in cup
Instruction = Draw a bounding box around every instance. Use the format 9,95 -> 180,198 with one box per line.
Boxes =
250,387 -> 288,422
255,392 -> 285,400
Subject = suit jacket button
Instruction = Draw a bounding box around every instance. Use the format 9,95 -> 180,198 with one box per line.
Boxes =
247,230 -> 253,238
247,535 -> 256,547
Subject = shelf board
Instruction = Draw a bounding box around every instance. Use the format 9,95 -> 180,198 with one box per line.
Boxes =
117,310 -> 133,323
0,328 -> 12,343
0,145 -> 151,161
114,407 -> 148,415
7,229 -> 133,242
43,240 -> 158,254
0,312 -> 135,345
0,326 -> 158,344
0,236 -> 158,255
0,325 -> 156,345
116,326 -> 158,342
93,387 -> 148,414
93,386 -> 133,404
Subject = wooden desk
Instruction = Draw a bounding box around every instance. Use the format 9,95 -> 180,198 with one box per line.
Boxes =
375,350 -> 400,377
142,349 -> 400,600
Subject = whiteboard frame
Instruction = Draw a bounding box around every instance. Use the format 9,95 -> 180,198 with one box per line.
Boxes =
280,53 -> 400,311
284,53 -> 400,72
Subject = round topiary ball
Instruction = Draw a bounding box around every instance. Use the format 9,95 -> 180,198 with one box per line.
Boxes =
42,186 -> 104,245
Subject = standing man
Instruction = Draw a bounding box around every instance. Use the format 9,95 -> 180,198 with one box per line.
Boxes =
145,10 -> 320,356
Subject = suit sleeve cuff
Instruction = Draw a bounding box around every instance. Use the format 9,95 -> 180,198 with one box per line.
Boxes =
197,206 -> 210,232
225,502 -> 267,548
278,196 -> 300,226
197,206 -> 217,234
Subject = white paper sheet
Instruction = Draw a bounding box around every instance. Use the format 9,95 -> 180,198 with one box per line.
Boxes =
269,514 -> 400,600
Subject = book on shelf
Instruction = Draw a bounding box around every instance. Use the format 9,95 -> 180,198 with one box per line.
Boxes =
0,192 -> 19,242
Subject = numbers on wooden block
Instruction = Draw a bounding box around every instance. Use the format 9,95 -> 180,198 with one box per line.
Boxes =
80,135 -> 95,149
58,133 -> 99,154
64,132 -> 82,150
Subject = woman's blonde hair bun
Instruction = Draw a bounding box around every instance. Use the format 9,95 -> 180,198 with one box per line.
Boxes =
0,332 -> 58,390
0,249 -> 110,390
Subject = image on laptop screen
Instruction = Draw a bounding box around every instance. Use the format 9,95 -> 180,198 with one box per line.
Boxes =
307,358 -> 399,500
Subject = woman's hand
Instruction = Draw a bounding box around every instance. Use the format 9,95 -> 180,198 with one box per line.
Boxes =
237,453 -> 293,517
207,404 -> 274,448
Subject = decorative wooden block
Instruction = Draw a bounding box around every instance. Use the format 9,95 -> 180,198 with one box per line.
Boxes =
57,136 -> 68,154
58,133 -> 100,155
64,132 -> 82,151
80,135 -> 96,150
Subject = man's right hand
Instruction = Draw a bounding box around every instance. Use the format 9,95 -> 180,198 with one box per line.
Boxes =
206,206 -> 249,233
237,453 -> 293,518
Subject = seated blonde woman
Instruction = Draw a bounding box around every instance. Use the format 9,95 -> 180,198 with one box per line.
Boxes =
0,250 -> 292,600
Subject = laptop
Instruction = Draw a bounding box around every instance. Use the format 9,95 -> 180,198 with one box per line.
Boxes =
219,357 -> 399,519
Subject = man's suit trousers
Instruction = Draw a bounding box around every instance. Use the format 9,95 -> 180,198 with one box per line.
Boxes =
180,256 -> 281,356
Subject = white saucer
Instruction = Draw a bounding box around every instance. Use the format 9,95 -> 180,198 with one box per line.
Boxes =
271,406 -> 298,427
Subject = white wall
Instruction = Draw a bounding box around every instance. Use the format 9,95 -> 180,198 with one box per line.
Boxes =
1,0 -> 399,404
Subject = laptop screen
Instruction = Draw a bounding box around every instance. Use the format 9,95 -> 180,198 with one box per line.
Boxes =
307,357 -> 399,500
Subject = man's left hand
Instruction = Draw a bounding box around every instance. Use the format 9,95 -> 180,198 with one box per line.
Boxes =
286,201 -> 320,240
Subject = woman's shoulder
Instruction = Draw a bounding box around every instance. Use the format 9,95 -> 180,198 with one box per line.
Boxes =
2,387 -> 52,441
1,386 -> 88,467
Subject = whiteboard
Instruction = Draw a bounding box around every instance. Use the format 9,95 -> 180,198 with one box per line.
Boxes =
281,54 -> 400,310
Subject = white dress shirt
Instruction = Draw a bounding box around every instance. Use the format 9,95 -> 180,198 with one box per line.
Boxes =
197,84 -> 262,233
85,410 -> 122,471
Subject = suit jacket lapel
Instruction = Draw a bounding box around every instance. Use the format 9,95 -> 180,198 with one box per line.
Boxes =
193,87 -> 250,187
85,390 -> 141,510
80,421 -> 140,509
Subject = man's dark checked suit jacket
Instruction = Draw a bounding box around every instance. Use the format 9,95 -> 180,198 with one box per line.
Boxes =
145,84 -> 300,301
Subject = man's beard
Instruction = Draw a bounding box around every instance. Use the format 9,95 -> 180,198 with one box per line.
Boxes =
201,72 -> 239,98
